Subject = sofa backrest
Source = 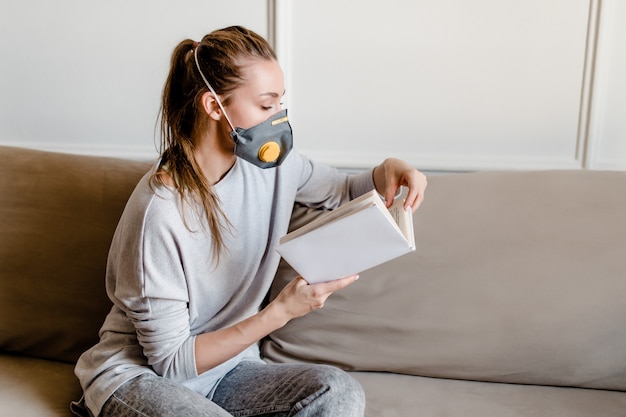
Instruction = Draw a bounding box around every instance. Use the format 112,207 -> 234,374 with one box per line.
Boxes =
0,146 -> 150,364
263,170 -> 626,392
4,145 -> 625,392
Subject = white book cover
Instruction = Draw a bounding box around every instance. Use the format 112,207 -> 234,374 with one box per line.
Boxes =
276,189 -> 415,284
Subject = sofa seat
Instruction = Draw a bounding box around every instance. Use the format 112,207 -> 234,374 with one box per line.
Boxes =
352,372 -> 626,417
2,353 -> 626,417
0,354 -> 80,417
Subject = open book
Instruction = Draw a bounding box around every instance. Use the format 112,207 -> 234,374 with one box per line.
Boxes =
276,188 -> 416,284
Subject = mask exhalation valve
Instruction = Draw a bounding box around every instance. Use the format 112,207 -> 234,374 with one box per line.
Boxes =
258,141 -> 281,163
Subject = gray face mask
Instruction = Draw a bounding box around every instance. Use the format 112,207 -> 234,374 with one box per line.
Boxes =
230,108 -> 293,168
194,46 -> 293,169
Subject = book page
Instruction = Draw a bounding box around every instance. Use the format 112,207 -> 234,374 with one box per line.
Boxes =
388,198 -> 415,249
382,185 -> 415,249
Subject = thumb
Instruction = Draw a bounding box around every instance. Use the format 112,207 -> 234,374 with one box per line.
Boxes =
384,183 -> 401,208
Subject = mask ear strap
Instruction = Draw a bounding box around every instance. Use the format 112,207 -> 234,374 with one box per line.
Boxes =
193,44 -> 237,132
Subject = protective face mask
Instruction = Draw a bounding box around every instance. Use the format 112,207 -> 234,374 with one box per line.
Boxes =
194,47 -> 293,169
229,108 -> 293,168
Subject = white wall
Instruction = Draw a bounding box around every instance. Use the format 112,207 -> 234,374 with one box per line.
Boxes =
279,0 -> 603,171
0,0 -> 268,159
1,0 -> 625,171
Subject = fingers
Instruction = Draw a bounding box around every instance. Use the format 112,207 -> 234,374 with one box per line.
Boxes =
385,188 -> 397,208
280,274 -> 357,314
404,171 -> 428,212
301,274 -> 359,308
374,160 -> 401,208
378,158 -> 427,212
313,274 -> 359,294
383,160 -> 404,208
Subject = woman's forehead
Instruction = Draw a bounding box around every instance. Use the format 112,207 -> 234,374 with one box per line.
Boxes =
238,58 -> 284,97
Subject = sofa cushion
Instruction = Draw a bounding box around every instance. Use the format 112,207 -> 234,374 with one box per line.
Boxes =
0,146 -> 150,363
352,372 -> 626,417
0,354 -> 80,417
263,170 -> 626,391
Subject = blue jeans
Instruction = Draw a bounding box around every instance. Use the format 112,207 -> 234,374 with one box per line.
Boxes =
99,362 -> 365,417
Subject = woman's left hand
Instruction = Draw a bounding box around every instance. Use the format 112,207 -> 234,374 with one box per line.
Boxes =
373,158 -> 428,213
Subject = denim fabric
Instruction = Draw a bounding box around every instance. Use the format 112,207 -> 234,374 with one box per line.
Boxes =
100,362 -> 365,417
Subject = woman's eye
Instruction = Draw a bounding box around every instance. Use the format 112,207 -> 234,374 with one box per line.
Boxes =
262,101 -> 283,111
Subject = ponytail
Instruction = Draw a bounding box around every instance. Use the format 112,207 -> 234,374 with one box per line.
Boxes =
154,40 -> 230,262
153,26 -> 277,262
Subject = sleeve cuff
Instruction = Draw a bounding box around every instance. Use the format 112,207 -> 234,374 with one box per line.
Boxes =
349,169 -> 376,199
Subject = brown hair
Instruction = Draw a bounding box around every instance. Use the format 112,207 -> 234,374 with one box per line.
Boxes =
154,26 -> 277,261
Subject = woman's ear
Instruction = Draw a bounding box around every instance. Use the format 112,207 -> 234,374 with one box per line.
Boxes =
201,91 -> 222,121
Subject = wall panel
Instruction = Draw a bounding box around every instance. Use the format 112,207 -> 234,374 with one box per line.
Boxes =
587,0 -> 626,170
284,0 -> 591,170
2,1 -> 623,171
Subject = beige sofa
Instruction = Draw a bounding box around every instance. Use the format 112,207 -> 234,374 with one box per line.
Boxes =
1,145 -> 625,417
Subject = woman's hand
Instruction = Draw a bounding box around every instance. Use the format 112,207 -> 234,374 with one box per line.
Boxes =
269,275 -> 359,324
373,158 -> 428,213
194,274 -> 357,374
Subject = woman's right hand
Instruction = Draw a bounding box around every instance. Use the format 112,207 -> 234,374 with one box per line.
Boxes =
269,275 -> 359,324
193,274 -> 357,374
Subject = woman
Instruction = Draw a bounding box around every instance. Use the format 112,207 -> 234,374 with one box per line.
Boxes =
73,26 -> 427,417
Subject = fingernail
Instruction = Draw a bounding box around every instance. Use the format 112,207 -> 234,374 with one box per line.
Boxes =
355,275 -> 360,280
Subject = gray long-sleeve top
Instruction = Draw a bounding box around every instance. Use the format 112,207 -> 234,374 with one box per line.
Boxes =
74,150 -> 375,416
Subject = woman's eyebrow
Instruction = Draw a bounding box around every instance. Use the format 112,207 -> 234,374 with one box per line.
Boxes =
259,90 -> 286,97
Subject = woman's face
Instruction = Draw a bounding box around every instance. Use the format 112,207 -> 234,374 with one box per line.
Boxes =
223,58 -> 285,130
